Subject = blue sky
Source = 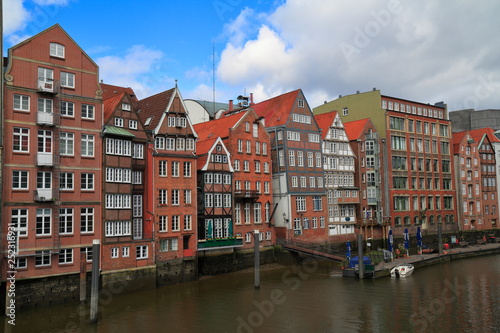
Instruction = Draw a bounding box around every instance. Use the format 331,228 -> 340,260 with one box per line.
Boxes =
4,0 -> 500,111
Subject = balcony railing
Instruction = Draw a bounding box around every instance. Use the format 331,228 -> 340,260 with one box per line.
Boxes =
37,79 -> 59,94
234,190 -> 260,199
37,111 -> 54,125
34,189 -> 56,202
337,196 -> 361,204
36,152 -> 53,166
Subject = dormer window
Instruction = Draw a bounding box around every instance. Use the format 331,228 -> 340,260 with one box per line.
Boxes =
50,43 -> 65,58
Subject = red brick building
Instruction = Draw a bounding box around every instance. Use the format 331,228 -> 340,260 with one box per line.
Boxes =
344,118 -> 387,240
253,90 -> 328,243
315,90 -> 458,236
453,131 -> 483,230
101,85 -> 153,270
194,108 -> 275,250
138,86 -> 198,262
2,24 -> 103,279
468,128 -> 500,229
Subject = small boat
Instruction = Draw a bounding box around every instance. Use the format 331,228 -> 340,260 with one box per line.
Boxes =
390,263 -> 414,277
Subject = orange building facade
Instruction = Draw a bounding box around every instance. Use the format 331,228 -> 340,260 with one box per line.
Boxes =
138,87 -> 198,262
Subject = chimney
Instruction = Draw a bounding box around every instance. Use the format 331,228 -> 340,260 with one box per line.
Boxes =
250,93 -> 254,105
229,100 -> 233,111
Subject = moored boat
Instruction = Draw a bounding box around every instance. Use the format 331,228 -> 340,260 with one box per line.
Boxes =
390,263 -> 414,277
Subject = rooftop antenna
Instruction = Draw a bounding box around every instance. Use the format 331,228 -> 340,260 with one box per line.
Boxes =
212,42 -> 215,120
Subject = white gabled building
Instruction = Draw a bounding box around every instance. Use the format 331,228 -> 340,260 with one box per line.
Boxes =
315,111 -> 359,238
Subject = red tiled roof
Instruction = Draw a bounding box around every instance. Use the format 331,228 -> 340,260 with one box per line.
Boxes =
469,127 -> 500,145
452,131 -> 469,155
344,118 -> 371,141
194,112 -> 246,155
103,92 -> 125,123
314,111 -> 338,139
251,90 -> 300,127
101,83 -> 138,103
138,88 -> 175,130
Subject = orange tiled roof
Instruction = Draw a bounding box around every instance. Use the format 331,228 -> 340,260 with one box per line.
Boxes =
251,90 -> 300,127
103,92 -> 125,123
452,131 -> 469,155
344,118 -> 371,141
314,111 -> 338,140
138,88 -> 175,130
469,127 -> 500,145
194,112 -> 246,156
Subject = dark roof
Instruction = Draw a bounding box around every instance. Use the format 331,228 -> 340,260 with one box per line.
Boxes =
138,88 -> 175,130
101,83 -> 138,102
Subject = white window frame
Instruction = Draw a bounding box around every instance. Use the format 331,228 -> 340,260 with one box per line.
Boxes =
114,118 -> 124,127
59,248 -> 73,264
81,104 -> 95,120
13,94 -> 30,112
60,72 -> 75,88
81,134 -> 94,157
136,245 -> 148,259
50,42 -> 65,58
80,207 -> 94,233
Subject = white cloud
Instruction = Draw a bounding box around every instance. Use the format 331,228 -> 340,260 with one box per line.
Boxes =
3,0 -> 30,35
33,0 -> 71,5
217,0 -> 500,111
96,45 -> 168,99
3,0 -> 73,50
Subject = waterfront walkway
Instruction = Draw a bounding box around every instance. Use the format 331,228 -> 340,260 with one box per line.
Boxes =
372,241 -> 500,278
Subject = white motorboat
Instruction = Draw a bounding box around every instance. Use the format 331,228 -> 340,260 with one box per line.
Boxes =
390,263 -> 414,277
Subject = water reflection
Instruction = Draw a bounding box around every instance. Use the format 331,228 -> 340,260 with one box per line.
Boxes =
8,255 -> 500,333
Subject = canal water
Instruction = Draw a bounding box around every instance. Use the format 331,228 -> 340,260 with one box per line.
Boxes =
7,254 -> 500,333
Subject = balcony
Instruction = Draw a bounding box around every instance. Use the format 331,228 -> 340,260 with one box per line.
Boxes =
36,152 -> 53,166
234,190 -> 260,199
197,238 -> 243,250
37,111 -> 54,126
37,79 -> 59,94
34,189 -> 56,202
337,196 -> 360,204
367,197 -> 378,205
